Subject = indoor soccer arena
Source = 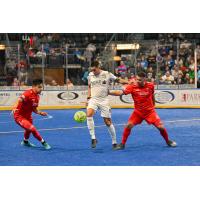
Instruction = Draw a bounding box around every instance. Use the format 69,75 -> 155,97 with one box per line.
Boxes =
1,33 -> 200,166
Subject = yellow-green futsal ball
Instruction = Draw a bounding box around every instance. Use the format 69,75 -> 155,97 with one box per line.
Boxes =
74,111 -> 87,123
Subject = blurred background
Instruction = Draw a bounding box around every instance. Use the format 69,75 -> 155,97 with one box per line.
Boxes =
0,33 -> 200,90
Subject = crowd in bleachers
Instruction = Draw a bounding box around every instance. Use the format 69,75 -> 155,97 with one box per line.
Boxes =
114,39 -> 200,87
1,33 -> 200,88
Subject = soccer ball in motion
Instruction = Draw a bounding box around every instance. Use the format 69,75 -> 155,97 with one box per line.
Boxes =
74,111 -> 87,123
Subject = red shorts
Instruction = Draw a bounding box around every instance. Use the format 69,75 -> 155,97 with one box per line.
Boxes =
128,109 -> 162,127
14,115 -> 33,131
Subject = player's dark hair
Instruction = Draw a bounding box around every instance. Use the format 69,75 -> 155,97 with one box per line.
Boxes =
32,79 -> 43,86
137,71 -> 146,78
91,60 -> 100,68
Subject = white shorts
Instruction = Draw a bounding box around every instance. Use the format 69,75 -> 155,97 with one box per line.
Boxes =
87,98 -> 111,118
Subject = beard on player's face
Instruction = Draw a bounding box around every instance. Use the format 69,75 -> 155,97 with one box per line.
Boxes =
136,76 -> 146,87
33,85 -> 43,94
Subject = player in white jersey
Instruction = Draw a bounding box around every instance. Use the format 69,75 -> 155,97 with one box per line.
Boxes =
87,60 -> 128,149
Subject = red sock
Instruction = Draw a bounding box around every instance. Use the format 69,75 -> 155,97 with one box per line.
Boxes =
122,127 -> 132,144
30,126 -> 43,142
24,130 -> 31,140
159,128 -> 169,143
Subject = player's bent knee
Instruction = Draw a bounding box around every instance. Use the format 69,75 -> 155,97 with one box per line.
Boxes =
126,123 -> 133,129
104,119 -> 112,126
87,109 -> 95,117
156,125 -> 164,130
29,125 -> 37,132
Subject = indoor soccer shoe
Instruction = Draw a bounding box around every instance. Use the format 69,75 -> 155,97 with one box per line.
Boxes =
91,139 -> 98,148
42,142 -> 51,150
167,140 -> 177,147
112,143 -> 118,150
21,140 -> 36,147
114,143 -> 125,150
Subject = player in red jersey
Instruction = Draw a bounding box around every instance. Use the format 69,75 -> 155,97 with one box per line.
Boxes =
109,71 -> 177,150
12,79 -> 51,149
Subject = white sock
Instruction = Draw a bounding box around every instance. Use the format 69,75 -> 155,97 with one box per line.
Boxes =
41,139 -> 44,143
107,124 -> 117,144
87,117 -> 96,139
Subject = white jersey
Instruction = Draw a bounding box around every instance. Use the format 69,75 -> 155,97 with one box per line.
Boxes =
88,70 -> 117,99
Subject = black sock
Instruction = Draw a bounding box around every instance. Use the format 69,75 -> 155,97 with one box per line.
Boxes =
24,140 -> 28,144
42,141 -> 46,144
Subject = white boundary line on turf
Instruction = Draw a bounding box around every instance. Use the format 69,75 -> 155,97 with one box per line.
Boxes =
0,118 -> 200,134
0,115 -> 53,124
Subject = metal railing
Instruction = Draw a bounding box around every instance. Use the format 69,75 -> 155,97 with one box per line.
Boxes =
0,39 -> 199,90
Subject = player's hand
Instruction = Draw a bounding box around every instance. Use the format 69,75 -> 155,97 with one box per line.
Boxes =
128,79 -> 135,84
10,109 -> 18,115
39,111 -> 48,116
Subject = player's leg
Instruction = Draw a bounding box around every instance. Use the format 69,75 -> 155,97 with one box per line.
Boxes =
23,118 -> 32,141
15,117 -> 36,147
24,130 -> 31,140
100,102 -> 117,148
116,110 -> 143,150
87,100 -> 98,148
20,129 -> 36,147
15,117 -> 51,149
153,123 -> 177,147
146,111 -> 177,147
103,117 -> 117,149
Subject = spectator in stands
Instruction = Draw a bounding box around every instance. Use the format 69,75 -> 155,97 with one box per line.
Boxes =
177,73 -> 185,84
44,42 -> 50,54
160,71 -> 175,84
115,61 -> 128,78
188,67 -> 195,83
180,63 -> 187,73
198,67 -> 200,80
82,70 -> 89,85
140,56 -> 148,70
65,78 -> 74,89
166,55 -> 175,70
73,48 -> 82,64
20,81 -> 26,86
18,63 -> 28,84
146,67 -> 156,83
51,79 -> 58,86
171,65 -> 183,84
83,36 -> 89,47
12,78 -> 20,86
189,59 -> 195,70
83,48 -> 93,67
197,67 -> 200,87
124,55 -> 132,69
183,73 -> 191,84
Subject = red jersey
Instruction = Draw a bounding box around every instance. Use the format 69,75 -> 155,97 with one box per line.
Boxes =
123,82 -> 155,112
14,89 -> 40,118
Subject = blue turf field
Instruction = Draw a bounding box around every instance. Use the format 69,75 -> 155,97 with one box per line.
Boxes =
0,109 -> 200,166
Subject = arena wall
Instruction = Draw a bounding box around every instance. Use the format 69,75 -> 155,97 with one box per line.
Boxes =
1,89 -> 200,110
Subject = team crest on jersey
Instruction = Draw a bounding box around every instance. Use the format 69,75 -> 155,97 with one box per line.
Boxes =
101,74 -> 106,79
139,91 -> 150,96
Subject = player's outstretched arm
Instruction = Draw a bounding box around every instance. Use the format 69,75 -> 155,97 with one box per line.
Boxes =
33,107 -> 48,116
108,90 -> 123,96
115,78 -> 129,85
11,98 -> 23,115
